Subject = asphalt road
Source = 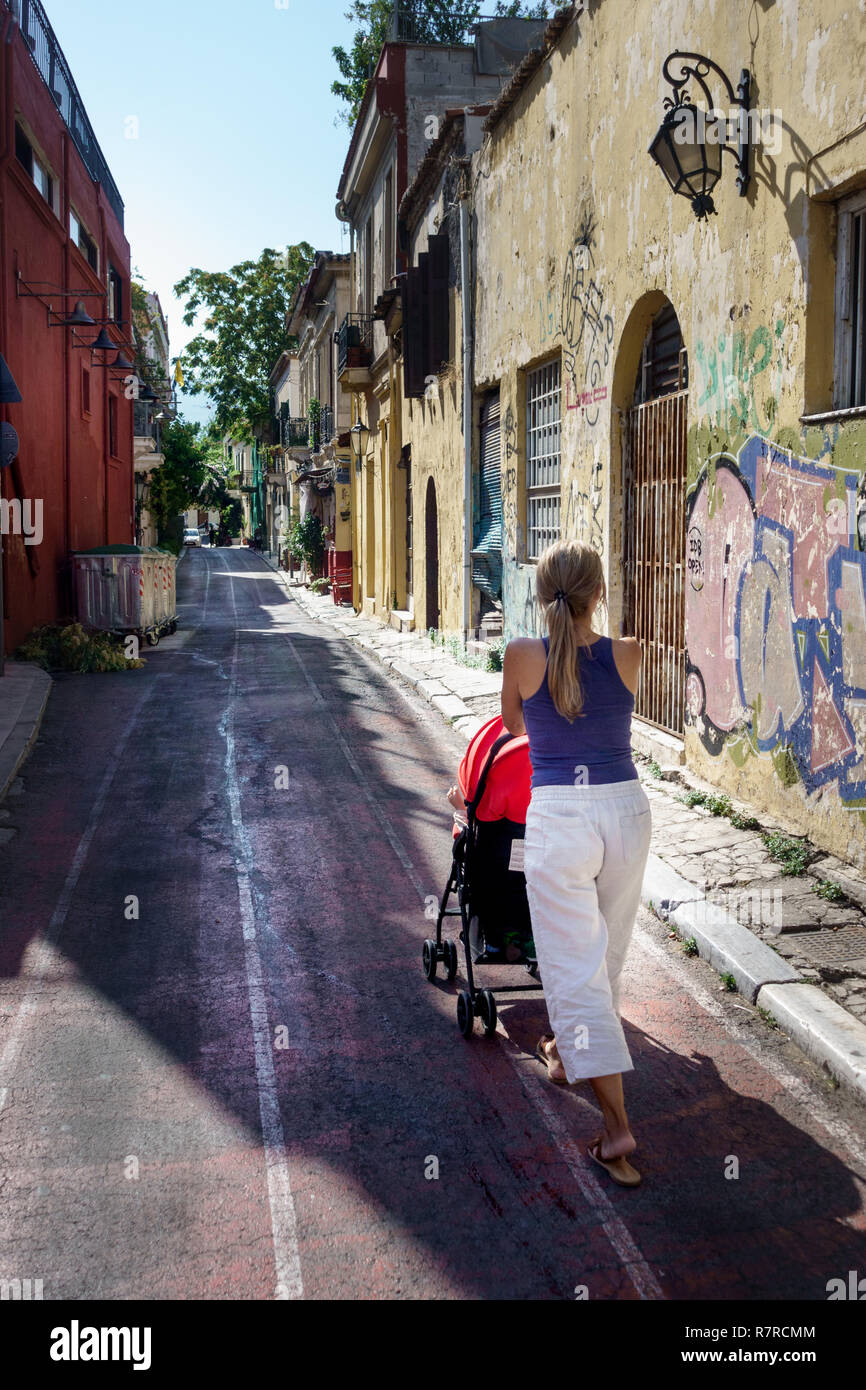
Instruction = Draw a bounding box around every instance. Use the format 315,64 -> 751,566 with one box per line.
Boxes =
1,546 -> 865,1301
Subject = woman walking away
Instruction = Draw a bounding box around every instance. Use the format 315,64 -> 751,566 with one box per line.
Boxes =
501,539 -> 652,1187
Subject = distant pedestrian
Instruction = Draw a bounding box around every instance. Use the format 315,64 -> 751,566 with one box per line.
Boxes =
501,539 -> 652,1187
209,525 -> 216,547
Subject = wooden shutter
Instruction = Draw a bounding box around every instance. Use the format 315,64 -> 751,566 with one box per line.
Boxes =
427,233 -> 450,371
402,263 -> 426,398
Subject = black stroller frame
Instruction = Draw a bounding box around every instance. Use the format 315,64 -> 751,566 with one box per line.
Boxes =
422,732 -> 544,1038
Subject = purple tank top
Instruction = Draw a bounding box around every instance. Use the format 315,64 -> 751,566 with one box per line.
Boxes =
522,635 -> 638,787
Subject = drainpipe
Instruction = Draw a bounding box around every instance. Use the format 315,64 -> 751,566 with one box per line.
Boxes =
458,174 -> 472,641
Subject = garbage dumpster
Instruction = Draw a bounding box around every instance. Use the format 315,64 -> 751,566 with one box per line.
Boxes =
72,544 -> 178,647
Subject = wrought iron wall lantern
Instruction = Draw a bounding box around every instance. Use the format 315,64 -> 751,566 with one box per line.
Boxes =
349,416 -> 370,473
649,51 -> 752,219
16,273 -> 107,339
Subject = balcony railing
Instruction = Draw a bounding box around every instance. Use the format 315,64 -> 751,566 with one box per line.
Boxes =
320,405 -> 334,444
336,314 -> 374,374
133,402 -> 154,438
14,0 -> 125,228
282,417 -> 309,448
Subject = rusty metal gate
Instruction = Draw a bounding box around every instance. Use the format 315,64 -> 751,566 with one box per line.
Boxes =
622,388 -> 688,735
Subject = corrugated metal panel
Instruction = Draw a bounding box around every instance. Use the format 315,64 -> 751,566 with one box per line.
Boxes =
473,392 -> 502,603
476,392 -> 502,547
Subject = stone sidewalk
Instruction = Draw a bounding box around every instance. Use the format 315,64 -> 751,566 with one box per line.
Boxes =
270,565 -> 866,1097
0,661 -> 52,816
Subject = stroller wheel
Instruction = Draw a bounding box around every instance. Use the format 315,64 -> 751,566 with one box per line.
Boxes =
444,939 -> 458,980
456,991 -> 474,1038
422,939 -> 437,982
478,989 -> 498,1038
525,961 -> 540,979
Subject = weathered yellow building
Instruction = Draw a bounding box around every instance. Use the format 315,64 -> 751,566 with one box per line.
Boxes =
335,22 -> 552,625
397,0 -> 866,866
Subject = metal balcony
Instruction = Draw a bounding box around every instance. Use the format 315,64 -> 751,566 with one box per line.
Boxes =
133,402 -> 155,438
16,0 -> 124,228
283,417 -> 309,448
336,314 -> 374,375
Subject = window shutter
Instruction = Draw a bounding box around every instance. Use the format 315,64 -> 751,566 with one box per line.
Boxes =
427,233 -> 450,371
477,393 -> 502,548
402,259 -> 427,398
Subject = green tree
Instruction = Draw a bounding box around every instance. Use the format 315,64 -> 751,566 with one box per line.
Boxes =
331,1 -> 551,123
220,499 -> 244,539
173,244 -> 315,438
148,418 -> 209,541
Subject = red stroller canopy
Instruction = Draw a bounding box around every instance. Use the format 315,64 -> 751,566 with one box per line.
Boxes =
458,715 -> 532,824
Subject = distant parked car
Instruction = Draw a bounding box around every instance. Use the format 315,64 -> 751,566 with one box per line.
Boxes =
183,527 -> 201,547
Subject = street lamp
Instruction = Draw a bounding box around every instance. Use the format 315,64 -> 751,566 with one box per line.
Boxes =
649,51 -> 752,219
350,416 -> 370,473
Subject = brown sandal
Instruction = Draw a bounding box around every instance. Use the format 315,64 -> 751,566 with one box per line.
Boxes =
586,1135 -> 641,1187
535,1034 -> 568,1085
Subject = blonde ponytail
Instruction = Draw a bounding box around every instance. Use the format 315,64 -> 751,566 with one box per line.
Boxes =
536,539 -> 606,722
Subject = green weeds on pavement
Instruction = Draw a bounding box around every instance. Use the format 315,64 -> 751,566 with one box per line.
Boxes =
813,878 -> 846,903
762,831 -> 811,877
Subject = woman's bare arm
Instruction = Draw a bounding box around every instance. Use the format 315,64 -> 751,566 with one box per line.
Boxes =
501,641 -> 526,734
501,638 -> 547,734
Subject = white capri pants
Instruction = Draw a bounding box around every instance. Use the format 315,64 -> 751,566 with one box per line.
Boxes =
523,780 -> 652,1083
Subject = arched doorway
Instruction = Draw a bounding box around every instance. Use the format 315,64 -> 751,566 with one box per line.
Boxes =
620,300 -> 688,735
425,478 -> 440,632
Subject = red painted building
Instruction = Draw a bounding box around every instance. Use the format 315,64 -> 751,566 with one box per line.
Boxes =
0,0 -> 133,655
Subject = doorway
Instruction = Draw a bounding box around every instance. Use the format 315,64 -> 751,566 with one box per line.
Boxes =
622,303 -> 688,735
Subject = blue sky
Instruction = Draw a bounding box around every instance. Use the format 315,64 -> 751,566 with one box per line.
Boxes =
46,0 -> 359,422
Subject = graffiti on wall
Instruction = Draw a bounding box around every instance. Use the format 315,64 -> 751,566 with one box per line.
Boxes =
685,434 -> 866,805
694,319 -> 786,433
502,405 -> 519,541
560,216 -> 613,427
564,453 -> 605,559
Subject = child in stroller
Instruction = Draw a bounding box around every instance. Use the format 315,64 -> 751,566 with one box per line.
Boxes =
423,716 -> 543,1038
447,718 -> 536,963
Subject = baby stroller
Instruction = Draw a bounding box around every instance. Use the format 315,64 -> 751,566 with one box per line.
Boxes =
422,715 -> 543,1038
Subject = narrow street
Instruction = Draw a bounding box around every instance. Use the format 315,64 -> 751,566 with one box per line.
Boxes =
1,547 -> 865,1301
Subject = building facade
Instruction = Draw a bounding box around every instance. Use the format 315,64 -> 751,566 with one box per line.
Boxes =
265,350 -> 298,559
335,22 -> 546,623
133,291 -> 171,547
457,0 -> 866,864
0,0 -> 133,655
288,253 -> 352,598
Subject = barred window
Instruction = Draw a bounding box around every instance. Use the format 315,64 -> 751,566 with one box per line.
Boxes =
836,192 -> 866,409
525,358 -> 561,561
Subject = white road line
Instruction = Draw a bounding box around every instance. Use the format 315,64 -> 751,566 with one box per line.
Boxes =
249,561 -> 663,1300
633,925 -> 866,1170
0,685 -> 154,1116
223,563 -> 303,1300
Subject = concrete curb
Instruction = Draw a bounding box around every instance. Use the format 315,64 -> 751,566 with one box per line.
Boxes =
756,982 -> 866,1101
265,559 -> 866,1103
641,855 -> 802,1002
641,854 -> 866,1101
0,663 -> 52,804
